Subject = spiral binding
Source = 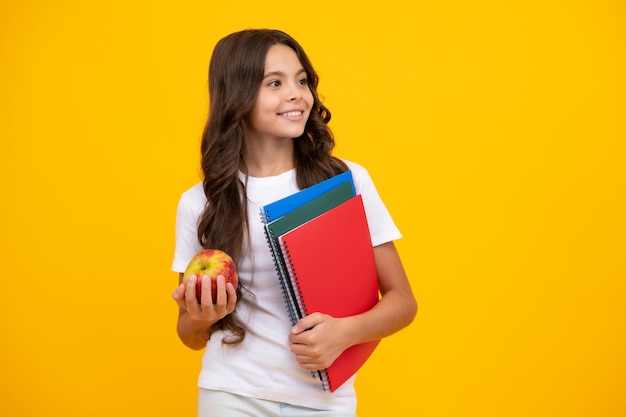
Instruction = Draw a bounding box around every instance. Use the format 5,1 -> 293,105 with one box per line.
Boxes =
312,366 -> 331,392
263,227 -> 299,325
280,239 -> 306,318
260,208 -> 270,225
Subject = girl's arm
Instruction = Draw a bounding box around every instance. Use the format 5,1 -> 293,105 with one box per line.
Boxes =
172,272 -> 237,350
289,241 -> 417,370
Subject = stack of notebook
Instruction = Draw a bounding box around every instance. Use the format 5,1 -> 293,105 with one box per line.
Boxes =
261,171 -> 380,393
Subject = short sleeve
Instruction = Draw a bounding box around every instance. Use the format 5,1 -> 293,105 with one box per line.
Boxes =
171,183 -> 205,272
345,161 -> 402,246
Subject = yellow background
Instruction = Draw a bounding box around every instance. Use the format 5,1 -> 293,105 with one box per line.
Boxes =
1,1 -> 625,416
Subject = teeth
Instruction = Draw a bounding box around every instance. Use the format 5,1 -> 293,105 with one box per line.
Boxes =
283,111 -> 302,117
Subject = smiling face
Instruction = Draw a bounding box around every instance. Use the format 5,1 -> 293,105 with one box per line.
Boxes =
243,44 -> 314,144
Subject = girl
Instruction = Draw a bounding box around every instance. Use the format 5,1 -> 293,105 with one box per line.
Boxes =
171,29 -> 417,417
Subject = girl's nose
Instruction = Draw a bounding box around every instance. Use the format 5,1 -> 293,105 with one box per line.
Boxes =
288,91 -> 301,101
288,83 -> 302,101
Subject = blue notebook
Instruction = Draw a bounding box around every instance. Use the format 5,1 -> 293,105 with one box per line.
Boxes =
260,170 -> 355,223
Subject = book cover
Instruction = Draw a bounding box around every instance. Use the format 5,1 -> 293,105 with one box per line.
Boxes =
260,170 -> 354,224
278,195 -> 380,392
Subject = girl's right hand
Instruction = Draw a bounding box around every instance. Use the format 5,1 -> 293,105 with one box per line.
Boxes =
172,274 -> 237,325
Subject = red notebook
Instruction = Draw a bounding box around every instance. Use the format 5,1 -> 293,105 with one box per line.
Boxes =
278,195 -> 380,392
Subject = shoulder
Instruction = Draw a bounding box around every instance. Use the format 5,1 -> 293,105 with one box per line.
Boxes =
172,182 -> 205,272
175,181 -> 206,222
179,182 -> 206,209
340,159 -> 376,193
340,159 -> 402,244
342,159 -> 368,177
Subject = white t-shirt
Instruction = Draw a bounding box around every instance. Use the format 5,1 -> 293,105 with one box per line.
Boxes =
171,160 -> 401,413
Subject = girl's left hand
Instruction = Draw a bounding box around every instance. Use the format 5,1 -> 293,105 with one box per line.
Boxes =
288,313 -> 351,371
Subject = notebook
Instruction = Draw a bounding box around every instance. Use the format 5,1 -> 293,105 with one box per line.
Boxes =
264,180 -> 356,325
260,170 -> 355,224
278,195 -> 380,392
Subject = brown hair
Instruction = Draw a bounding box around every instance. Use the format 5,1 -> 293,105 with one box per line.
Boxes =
198,29 -> 347,345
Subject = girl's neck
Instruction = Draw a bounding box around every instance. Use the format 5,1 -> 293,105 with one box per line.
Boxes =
241,138 -> 295,178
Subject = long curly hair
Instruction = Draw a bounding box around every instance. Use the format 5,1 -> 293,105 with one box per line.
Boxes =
198,29 -> 348,345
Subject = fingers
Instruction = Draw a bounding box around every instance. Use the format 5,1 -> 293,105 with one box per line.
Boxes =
225,281 -> 237,311
212,275 -> 237,316
290,345 -> 330,371
212,275 -> 226,305
207,275 -> 227,306
199,275 -> 214,308
289,313 -> 344,370
291,312 -> 324,335
179,274 -> 237,321
171,284 -> 187,310
289,315 -> 322,369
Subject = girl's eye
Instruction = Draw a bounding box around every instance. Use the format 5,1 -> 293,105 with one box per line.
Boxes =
267,80 -> 281,87
298,78 -> 308,86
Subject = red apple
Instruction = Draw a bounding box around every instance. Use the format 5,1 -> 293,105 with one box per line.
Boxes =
182,249 -> 238,303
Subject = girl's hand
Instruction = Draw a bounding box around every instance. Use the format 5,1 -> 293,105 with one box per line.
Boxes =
172,274 -> 237,324
288,313 -> 352,371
